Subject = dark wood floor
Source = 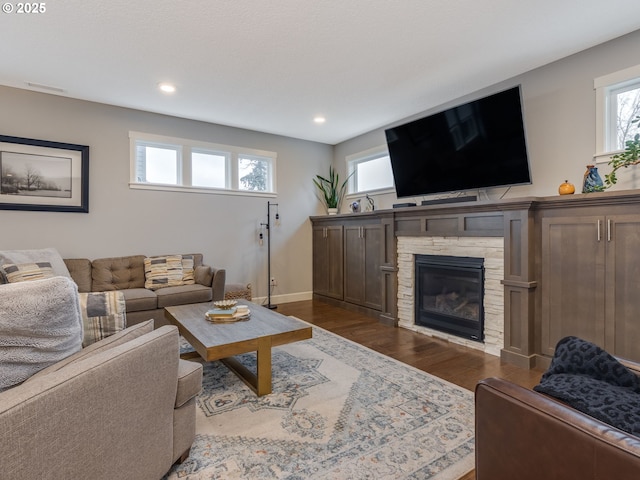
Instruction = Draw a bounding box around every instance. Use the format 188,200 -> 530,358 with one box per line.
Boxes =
274,299 -> 544,480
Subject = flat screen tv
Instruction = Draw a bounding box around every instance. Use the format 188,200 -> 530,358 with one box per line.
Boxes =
385,86 -> 531,199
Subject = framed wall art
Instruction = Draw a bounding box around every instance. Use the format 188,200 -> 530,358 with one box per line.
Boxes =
0,135 -> 89,213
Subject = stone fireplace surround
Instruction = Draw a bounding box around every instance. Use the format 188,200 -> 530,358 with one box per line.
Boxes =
397,236 -> 504,357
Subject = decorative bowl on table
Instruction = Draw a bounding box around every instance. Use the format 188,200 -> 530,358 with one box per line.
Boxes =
212,300 -> 238,309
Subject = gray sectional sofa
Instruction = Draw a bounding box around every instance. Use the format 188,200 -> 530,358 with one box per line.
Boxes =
0,276 -> 203,479
64,253 -> 225,326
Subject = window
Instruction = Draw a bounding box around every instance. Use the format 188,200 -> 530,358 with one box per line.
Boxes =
130,132 -> 276,195
594,65 -> 640,162
608,82 -> 640,150
135,142 -> 181,185
239,154 -> 273,192
191,149 -> 227,188
346,145 -> 394,194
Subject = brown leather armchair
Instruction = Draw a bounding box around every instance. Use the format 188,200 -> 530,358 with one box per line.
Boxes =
475,363 -> 640,480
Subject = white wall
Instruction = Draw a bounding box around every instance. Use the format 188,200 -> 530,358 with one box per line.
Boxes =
0,86 -> 332,301
334,29 -> 640,211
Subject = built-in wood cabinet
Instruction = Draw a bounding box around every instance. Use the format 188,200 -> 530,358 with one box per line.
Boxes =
311,190 -> 640,368
311,213 -> 395,323
538,202 -> 640,364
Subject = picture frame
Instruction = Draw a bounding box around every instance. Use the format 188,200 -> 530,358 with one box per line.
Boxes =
0,135 -> 89,213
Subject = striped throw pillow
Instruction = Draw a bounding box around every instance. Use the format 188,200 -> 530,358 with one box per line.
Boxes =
79,291 -> 127,347
181,254 -> 195,285
144,255 -> 184,290
2,262 -> 55,283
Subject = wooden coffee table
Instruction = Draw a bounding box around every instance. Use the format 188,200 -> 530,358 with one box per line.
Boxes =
164,300 -> 312,396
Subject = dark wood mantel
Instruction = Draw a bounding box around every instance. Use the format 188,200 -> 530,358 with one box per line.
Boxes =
311,189 -> 640,368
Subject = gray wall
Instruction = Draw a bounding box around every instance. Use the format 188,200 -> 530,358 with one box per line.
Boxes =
0,86 -> 332,302
335,29 -> 640,211
3,29 -> 640,301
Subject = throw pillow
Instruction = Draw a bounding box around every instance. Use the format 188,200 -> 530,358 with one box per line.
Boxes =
0,247 -> 71,282
0,276 -> 83,392
181,254 -> 195,285
194,265 -> 212,286
2,262 -> 55,283
79,291 -> 127,347
144,254 -> 184,290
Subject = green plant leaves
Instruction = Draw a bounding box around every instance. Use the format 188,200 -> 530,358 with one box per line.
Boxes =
313,166 -> 352,210
605,116 -> 640,188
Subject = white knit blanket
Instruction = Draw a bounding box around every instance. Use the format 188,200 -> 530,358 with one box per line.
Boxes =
0,276 -> 83,391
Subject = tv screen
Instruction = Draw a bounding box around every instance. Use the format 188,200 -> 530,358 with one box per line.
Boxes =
385,86 -> 531,199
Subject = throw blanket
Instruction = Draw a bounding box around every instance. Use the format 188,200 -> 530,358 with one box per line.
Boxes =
534,336 -> 640,436
0,276 -> 83,392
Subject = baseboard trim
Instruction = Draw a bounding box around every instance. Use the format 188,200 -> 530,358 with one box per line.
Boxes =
252,291 -> 313,306
500,348 -> 539,370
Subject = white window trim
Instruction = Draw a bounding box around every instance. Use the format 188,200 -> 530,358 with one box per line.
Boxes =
129,131 -> 277,197
594,64 -> 640,164
345,144 -> 395,198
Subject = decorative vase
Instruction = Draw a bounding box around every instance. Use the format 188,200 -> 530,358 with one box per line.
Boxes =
582,165 -> 603,193
327,208 -> 338,215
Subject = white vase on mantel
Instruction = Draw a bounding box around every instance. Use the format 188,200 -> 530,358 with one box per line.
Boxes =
327,208 -> 338,215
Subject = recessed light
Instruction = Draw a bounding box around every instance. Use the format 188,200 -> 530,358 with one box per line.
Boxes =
314,116 -> 326,124
159,83 -> 176,94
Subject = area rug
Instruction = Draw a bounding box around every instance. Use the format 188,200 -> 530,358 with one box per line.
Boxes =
164,322 -> 475,479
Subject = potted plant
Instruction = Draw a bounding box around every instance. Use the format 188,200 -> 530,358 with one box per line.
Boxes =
313,166 -> 351,214
603,115 -> 640,189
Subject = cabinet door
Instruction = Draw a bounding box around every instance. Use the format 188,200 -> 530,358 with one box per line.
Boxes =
344,224 -> 382,309
540,216 -> 605,356
606,214 -> 640,360
362,224 -> 382,309
312,225 -> 343,299
343,225 -> 364,304
312,226 -> 329,295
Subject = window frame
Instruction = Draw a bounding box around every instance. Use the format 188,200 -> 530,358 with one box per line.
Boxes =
345,145 -> 395,198
594,64 -> 640,164
129,131 -> 277,197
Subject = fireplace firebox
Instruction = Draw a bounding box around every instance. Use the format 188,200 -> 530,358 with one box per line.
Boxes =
415,254 -> 484,342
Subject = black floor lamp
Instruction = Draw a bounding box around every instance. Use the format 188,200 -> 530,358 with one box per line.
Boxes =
260,201 -> 279,309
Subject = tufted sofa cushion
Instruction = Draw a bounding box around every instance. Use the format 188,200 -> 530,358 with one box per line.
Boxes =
92,255 -> 146,291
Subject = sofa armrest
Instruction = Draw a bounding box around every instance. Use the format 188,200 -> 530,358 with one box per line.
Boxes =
211,267 -> 225,301
475,377 -> 640,480
618,357 -> 640,375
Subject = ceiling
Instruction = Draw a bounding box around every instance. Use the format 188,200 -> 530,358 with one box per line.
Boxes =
2,1 -> 640,145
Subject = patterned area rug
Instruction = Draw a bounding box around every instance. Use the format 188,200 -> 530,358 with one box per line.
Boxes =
164,322 -> 475,479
